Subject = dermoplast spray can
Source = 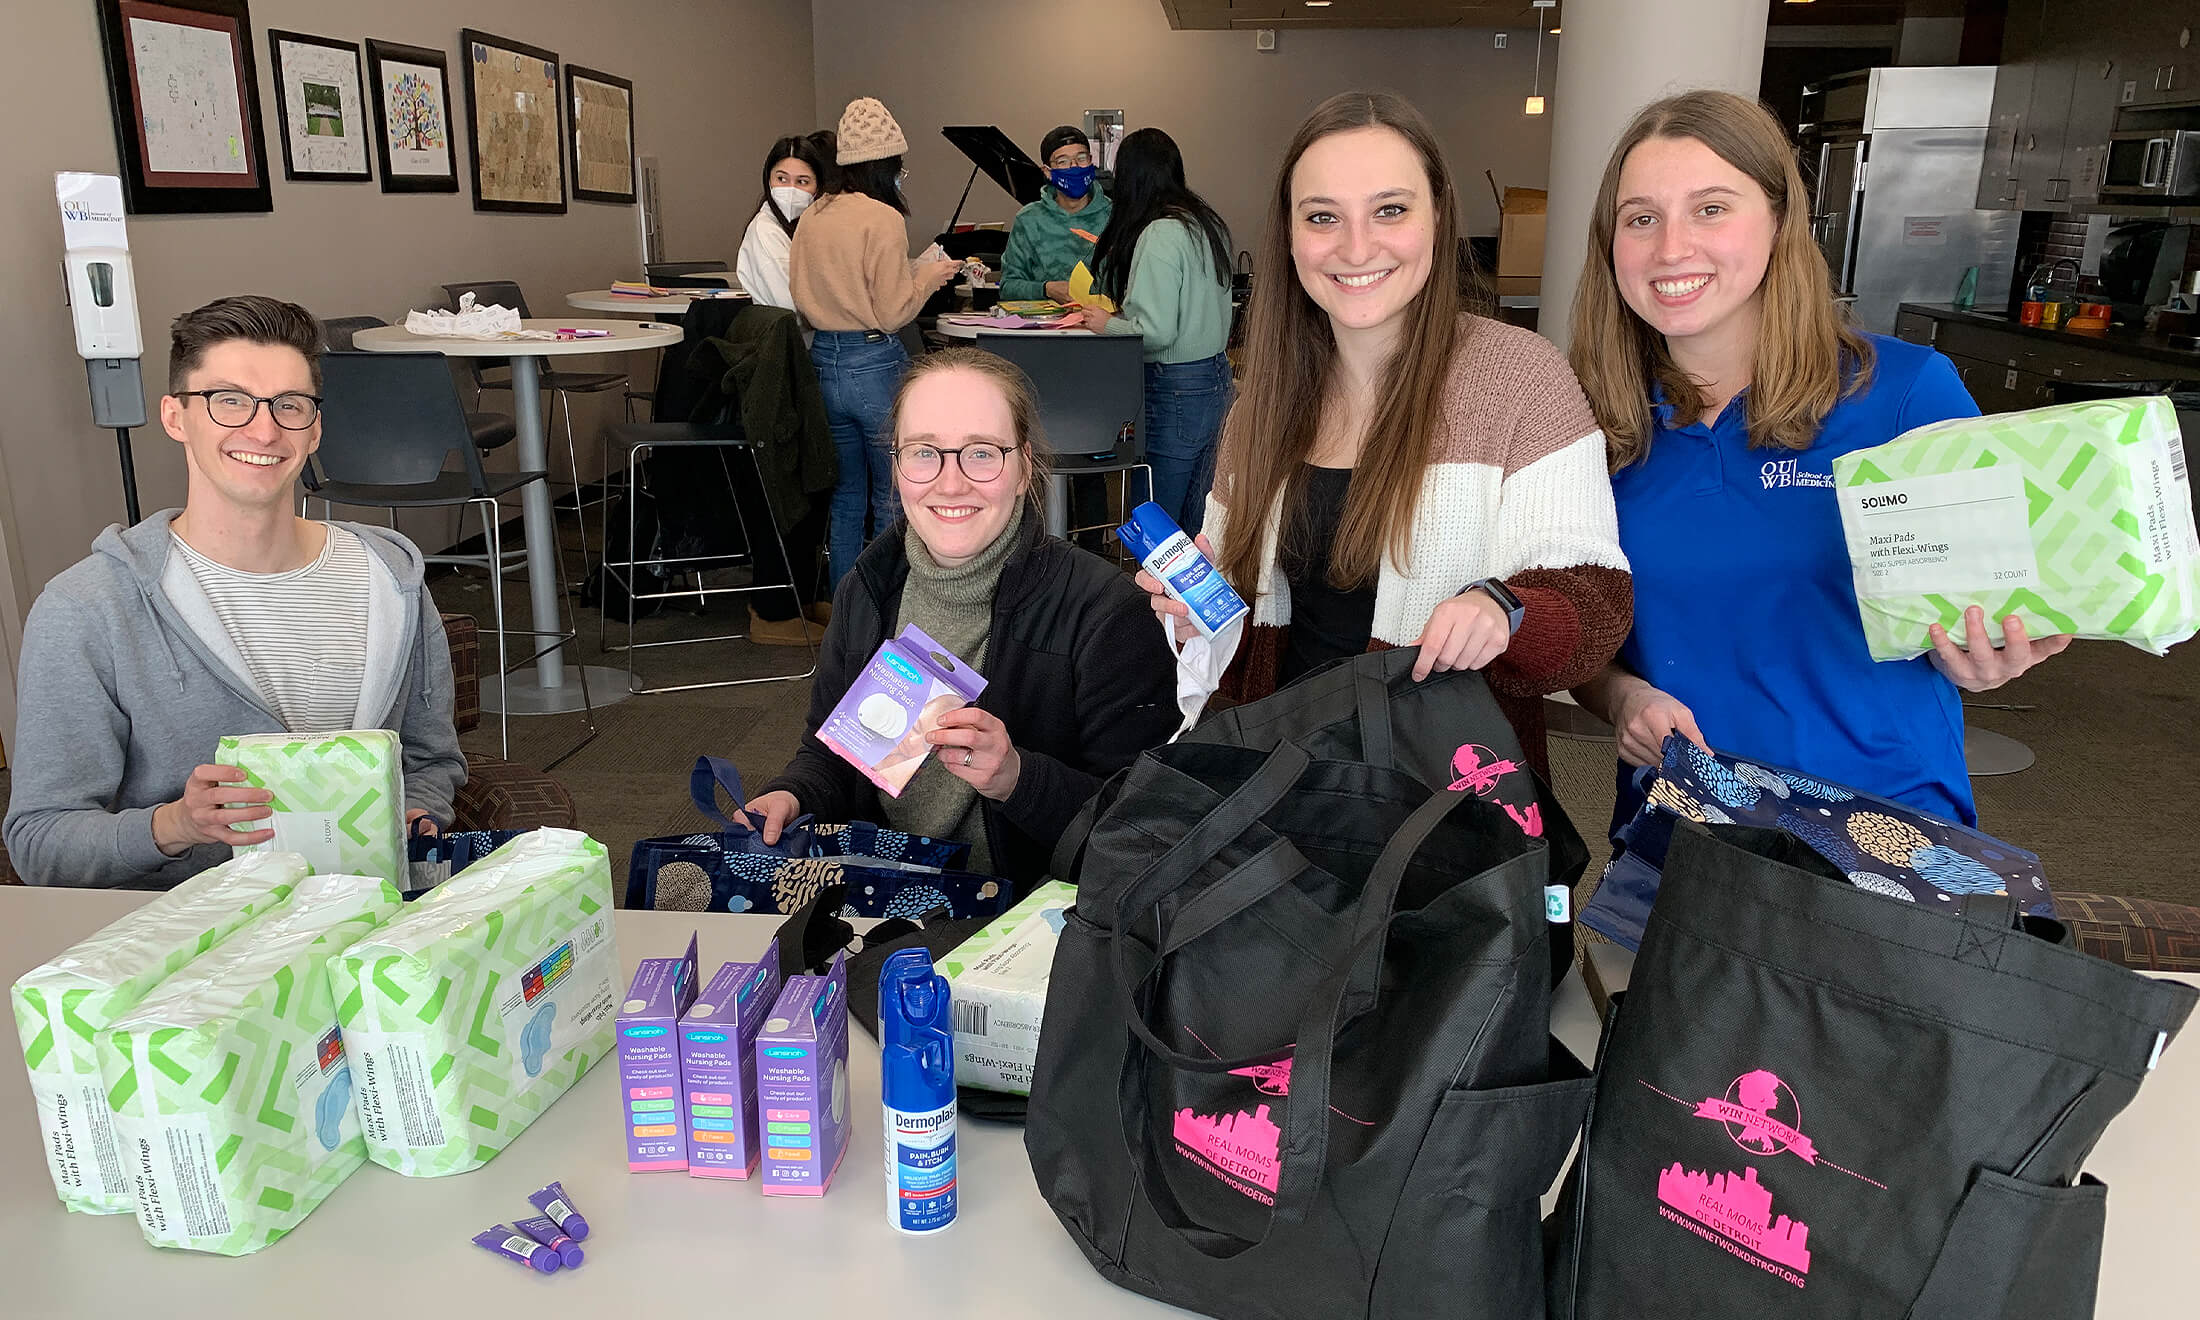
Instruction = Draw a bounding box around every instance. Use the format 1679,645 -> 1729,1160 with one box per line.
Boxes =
880,949 -> 958,1235
1115,502 -> 1249,639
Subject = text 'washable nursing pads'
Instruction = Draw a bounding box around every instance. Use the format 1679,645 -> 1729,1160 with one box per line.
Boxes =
331,828 -> 619,1176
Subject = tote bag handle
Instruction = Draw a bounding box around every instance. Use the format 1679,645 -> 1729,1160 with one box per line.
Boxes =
689,755 -> 816,852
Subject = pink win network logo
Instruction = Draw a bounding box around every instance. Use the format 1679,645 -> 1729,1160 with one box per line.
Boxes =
1697,1069 -> 1817,1164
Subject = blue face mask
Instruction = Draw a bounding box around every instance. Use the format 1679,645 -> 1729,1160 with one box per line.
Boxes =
1049,166 -> 1096,200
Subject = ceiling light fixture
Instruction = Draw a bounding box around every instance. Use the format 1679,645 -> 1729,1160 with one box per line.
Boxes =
1305,1 -> 1332,6
1527,1 -> 1555,116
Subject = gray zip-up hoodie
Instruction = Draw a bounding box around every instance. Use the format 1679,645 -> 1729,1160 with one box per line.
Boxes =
4,511 -> 467,889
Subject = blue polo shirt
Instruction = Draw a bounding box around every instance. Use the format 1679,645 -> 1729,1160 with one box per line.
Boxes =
1610,333 -> 1981,839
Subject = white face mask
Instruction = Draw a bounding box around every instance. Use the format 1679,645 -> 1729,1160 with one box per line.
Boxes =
771,186 -> 814,221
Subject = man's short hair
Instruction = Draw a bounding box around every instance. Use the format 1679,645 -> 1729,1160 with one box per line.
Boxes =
167,295 -> 323,393
1039,125 -> 1090,165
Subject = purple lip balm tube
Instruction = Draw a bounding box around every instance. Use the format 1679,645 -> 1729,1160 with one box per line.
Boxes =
527,1180 -> 591,1240
474,1226 -> 561,1273
514,1215 -> 586,1268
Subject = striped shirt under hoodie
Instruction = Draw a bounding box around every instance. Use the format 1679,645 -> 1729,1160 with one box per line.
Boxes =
1208,314 -> 1633,776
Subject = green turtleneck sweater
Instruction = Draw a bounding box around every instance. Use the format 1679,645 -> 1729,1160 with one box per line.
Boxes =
881,504 -> 1026,874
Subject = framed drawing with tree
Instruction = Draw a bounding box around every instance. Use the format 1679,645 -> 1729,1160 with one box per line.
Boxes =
460,29 -> 566,214
566,65 -> 635,204
365,38 -> 457,193
94,0 -> 274,214
268,29 -> 371,182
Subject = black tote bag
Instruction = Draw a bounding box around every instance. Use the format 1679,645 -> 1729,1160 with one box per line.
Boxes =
1027,727 -> 1592,1320
1548,822 -> 2197,1320
1183,647 -> 1589,985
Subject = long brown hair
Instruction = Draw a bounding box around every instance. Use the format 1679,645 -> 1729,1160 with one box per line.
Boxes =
1570,90 -> 1872,469
888,347 -> 1054,511
1215,91 -> 1464,595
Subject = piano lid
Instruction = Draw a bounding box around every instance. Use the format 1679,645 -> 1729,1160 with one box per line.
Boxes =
941,125 -> 1049,210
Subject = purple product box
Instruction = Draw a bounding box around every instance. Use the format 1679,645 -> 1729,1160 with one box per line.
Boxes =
754,951 -> 851,1196
815,623 -> 987,799
678,948 -> 784,1179
617,932 -> 700,1172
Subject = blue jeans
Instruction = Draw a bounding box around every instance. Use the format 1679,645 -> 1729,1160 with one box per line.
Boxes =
810,330 -> 909,584
1143,353 -> 1233,535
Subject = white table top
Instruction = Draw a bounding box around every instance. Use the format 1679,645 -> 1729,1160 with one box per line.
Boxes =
351,319 -> 682,357
566,289 -> 748,314
2,893 -> 1193,1317
935,315 -> 1100,341
1563,942 -> 2196,1316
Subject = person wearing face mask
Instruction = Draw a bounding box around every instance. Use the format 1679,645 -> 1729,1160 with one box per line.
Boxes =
737,134 -> 833,319
791,97 -> 962,586
1567,91 -> 2071,835
738,349 -> 1178,892
998,126 -> 1113,304
1056,127 -> 1234,533
1136,92 -> 1632,778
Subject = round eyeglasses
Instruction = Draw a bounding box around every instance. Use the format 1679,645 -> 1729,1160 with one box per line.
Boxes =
892,441 -> 1020,483
176,389 -> 322,430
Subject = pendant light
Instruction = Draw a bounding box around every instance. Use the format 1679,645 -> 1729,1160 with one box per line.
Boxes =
1526,1 -> 1556,116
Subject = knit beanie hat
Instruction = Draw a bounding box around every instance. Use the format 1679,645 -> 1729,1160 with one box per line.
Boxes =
836,98 -> 908,165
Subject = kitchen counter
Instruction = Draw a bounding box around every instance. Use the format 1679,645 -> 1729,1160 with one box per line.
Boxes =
1898,303 -> 2200,376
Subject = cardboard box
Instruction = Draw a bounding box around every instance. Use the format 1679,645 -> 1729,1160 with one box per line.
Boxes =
617,932 -> 699,1172
1497,187 -> 1547,279
935,880 -> 1077,1095
755,953 -> 849,1196
680,951 -> 784,1179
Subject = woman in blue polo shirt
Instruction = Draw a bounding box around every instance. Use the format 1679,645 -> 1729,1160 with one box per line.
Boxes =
1568,90 -> 2071,834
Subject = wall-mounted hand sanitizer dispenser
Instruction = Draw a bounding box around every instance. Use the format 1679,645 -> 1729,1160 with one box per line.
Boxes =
57,173 -> 144,359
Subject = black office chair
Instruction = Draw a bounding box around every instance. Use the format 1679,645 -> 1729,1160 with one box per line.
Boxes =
322,315 -> 517,453
975,332 -> 1149,546
307,350 -> 594,762
651,273 -> 736,290
440,280 -> 636,582
645,260 -> 731,282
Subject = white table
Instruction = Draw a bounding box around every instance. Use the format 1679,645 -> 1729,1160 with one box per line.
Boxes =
7,892 -> 2184,1315
566,288 -> 749,316
934,314 -> 1096,341
1562,942 -> 2196,1316
351,320 -> 682,715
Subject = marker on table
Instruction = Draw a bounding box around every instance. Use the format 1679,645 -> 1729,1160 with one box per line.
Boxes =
555,327 -> 613,338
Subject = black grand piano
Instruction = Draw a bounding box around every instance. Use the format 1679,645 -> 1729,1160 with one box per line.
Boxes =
932,125 -> 1054,261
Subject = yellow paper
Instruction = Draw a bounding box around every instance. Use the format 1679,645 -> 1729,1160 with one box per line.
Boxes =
1068,262 -> 1117,313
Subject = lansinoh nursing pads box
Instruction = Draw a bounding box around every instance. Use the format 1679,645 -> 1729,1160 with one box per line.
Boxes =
815,624 -> 987,798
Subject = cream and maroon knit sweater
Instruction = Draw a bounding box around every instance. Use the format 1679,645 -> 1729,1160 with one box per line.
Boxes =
1209,314 -> 1632,775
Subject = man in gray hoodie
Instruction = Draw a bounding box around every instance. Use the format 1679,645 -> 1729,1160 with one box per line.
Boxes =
4,295 -> 466,889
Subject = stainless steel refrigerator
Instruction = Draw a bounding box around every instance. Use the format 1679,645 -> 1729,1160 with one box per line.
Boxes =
1800,66 -> 2021,336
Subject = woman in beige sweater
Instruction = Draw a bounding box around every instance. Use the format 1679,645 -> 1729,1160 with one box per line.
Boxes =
791,97 -> 960,586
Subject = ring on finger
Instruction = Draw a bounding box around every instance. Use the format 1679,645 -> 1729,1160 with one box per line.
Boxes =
962,750 -> 974,767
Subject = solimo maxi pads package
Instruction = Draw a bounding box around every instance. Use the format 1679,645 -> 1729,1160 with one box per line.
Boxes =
96,873 -> 401,1255
934,880 -> 1076,1095
218,731 -> 406,883
330,828 -> 618,1176
1834,395 -> 2200,660
12,851 -> 310,1214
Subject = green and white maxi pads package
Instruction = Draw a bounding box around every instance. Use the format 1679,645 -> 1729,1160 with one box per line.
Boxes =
97,873 -> 401,1255
11,851 -> 309,1214
1834,395 -> 2200,660
217,730 -> 406,884
330,828 -> 618,1176
934,880 -> 1077,1095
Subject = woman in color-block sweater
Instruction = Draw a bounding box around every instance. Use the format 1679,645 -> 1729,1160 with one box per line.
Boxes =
791,98 -> 961,586
1143,92 -> 1631,776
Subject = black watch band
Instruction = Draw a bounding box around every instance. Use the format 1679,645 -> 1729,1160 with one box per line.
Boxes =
1465,577 -> 1525,634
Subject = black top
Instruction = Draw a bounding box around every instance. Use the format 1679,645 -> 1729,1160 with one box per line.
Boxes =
759,512 -> 1180,894
1278,465 -> 1377,686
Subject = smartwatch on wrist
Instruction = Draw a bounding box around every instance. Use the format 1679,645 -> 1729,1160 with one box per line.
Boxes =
1464,578 -> 1525,634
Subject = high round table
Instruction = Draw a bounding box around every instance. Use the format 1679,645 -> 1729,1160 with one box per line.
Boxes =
2,889 -> 2190,1315
566,288 -> 749,317
351,319 -> 683,714
934,314 -> 1095,340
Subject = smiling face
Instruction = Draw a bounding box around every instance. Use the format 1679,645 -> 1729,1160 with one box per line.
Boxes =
1289,125 -> 1437,341
1611,134 -> 1778,351
161,339 -> 321,514
894,367 -> 1030,568
769,155 -> 817,195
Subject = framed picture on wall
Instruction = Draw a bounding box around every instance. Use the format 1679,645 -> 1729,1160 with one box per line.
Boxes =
93,0 -> 274,214
460,29 -> 567,214
365,38 -> 458,193
566,65 -> 635,204
267,29 -> 371,182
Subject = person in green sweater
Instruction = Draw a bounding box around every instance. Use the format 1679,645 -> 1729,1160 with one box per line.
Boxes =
1059,127 -> 1235,532
999,126 -> 1113,303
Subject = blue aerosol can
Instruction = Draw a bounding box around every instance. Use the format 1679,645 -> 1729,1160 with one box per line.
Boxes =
879,949 -> 957,1235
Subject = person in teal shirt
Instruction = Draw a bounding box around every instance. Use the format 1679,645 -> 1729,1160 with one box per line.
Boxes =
999,126 -> 1113,303
1061,128 -> 1234,531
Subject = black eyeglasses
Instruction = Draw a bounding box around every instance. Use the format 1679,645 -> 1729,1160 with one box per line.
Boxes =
892,441 -> 1021,483
176,389 -> 322,430
1048,152 -> 1093,169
